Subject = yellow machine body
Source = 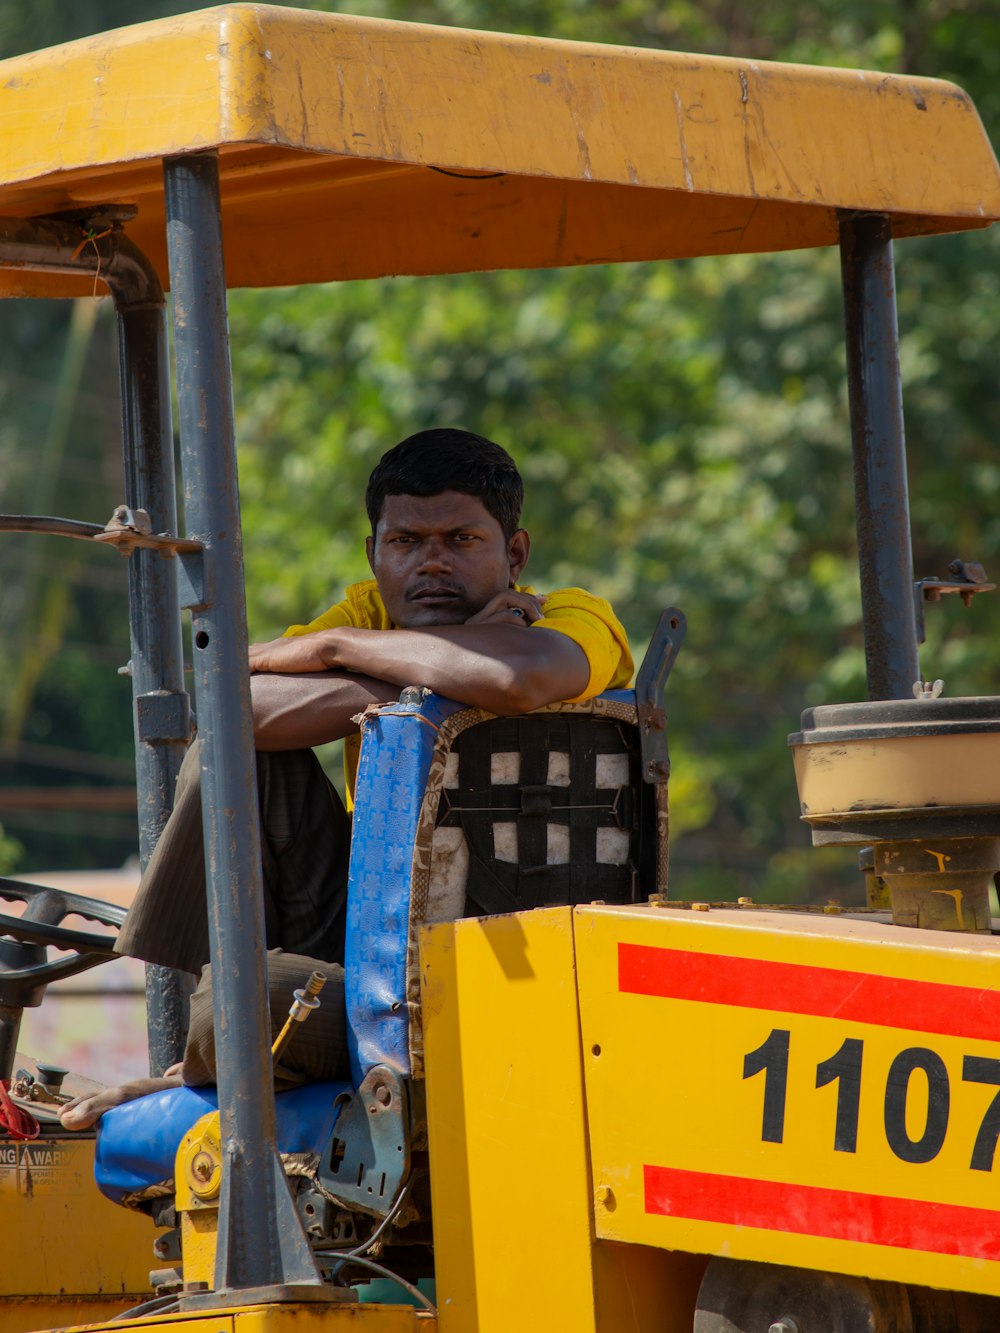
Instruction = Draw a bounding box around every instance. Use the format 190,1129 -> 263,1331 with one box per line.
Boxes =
578,905 -> 1000,1294
421,905 -> 1000,1329
8,1306 -> 435,1333
175,1111 -> 224,1291
0,1131 -> 157,1333
420,906 -> 706,1332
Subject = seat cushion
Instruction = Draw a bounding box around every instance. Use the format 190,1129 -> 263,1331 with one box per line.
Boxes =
94,1079 -> 349,1205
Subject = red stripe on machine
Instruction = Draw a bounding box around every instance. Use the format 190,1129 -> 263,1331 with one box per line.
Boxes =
618,943 -> 1000,1042
643,1164 -> 1000,1261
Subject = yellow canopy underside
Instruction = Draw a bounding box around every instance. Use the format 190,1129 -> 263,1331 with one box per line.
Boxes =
0,4 -> 998,296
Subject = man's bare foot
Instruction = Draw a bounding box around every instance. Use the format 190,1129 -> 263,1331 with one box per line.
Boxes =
59,1066 -> 184,1131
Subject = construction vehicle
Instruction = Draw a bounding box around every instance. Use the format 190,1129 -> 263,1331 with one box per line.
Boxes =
1,6 -> 1000,1330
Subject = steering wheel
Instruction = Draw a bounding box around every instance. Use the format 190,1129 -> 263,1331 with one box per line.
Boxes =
0,876 -> 126,998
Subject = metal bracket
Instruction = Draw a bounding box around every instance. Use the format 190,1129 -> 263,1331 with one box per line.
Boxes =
635,607 -> 687,784
913,559 -> 995,643
177,549 -> 209,613
45,203 -> 138,229
91,505 -> 203,559
135,690 -> 191,744
317,1065 -> 410,1218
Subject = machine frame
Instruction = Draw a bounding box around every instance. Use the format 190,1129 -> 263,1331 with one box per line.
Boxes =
0,5 -> 999,1329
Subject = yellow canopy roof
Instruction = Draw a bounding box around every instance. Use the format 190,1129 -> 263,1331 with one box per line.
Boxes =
0,4 -> 998,297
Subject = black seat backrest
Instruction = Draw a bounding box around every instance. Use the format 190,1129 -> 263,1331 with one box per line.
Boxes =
436,710 -> 656,917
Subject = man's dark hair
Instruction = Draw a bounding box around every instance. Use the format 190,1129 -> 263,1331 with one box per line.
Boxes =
366,428 -> 524,539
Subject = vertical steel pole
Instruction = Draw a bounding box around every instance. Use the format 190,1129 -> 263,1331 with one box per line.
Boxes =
839,212 -> 919,701
162,151 -> 321,1294
116,298 -> 195,1074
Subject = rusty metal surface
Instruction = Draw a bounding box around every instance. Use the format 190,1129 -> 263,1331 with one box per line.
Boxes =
92,505 -> 203,557
318,1066 -> 411,1218
635,608 -> 687,784
875,836 -> 1000,933
914,559 -> 996,643
0,208 -> 160,302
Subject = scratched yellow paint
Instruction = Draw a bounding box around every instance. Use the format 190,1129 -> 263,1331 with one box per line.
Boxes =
0,6 -> 997,295
421,907 -> 707,1332
576,903 -> 1000,1298
420,908 -> 600,1332
25,1307 -> 432,1333
0,1133 -> 157,1333
237,1303 -> 432,1331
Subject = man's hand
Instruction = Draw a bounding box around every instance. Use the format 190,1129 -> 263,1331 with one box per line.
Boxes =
249,632 -> 338,675
464,590 -> 547,626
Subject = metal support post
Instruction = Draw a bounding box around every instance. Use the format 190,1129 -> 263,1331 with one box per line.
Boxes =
162,151 -> 323,1295
839,212 -> 919,700
116,298 -> 195,1073
0,211 -> 196,1071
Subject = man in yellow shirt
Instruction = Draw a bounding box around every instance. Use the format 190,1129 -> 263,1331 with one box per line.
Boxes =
63,429 -> 631,1125
248,429 -> 631,780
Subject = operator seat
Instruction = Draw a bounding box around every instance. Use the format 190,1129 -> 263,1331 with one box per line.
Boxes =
341,686 -> 666,1092
94,612 -> 681,1231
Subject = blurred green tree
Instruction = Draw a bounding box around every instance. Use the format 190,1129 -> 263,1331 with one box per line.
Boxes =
0,0 -> 996,898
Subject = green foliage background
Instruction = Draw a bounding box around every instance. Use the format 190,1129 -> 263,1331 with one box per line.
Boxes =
0,0 -> 997,902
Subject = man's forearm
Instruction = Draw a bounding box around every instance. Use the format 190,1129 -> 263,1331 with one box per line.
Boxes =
251,671 -> 400,750
333,621 -> 584,714
255,624 -> 590,715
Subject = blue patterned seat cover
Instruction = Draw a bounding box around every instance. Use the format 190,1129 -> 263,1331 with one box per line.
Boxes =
345,692 -> 463,1085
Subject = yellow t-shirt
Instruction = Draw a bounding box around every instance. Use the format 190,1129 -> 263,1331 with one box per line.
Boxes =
284,581 -> 634,802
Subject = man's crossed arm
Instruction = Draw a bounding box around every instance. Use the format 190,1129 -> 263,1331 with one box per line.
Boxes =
250,592 -> 590,750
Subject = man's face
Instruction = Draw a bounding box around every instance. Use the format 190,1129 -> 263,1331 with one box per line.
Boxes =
367,491 -> 529,628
